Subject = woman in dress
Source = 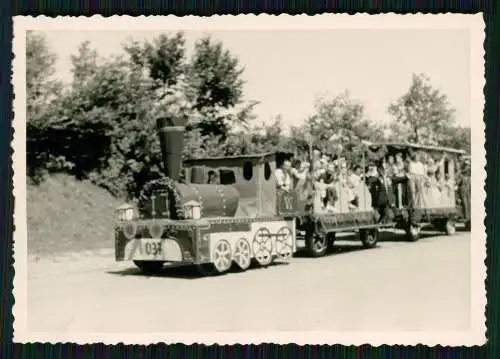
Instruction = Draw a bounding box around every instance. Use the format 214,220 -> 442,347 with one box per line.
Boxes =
408,151 -> 425,208
426,168 -> 441,208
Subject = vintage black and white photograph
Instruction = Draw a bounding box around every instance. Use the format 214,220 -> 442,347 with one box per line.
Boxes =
12,15 -> 486,345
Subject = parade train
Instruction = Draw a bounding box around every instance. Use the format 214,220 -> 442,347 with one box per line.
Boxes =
114,118 -> 469,275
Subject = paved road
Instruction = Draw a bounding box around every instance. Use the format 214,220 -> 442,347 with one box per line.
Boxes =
28,231 -> 471,333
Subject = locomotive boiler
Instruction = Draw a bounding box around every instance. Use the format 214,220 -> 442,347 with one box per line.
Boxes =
114,117 -> 297,275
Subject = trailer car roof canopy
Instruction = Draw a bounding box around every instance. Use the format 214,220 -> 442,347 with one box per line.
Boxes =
367,142 -> 466,155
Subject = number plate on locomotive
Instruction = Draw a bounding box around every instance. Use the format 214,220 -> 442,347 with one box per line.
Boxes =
125,238 -> 165,260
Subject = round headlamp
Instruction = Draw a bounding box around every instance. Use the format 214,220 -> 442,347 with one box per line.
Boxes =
116,204 -> 136,222
123,207 -> 135,221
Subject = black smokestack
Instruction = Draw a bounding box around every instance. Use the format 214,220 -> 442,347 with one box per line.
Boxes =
156,117 -> 185,181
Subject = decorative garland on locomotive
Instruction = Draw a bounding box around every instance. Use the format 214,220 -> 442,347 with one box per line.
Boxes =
114,117 -> 298,274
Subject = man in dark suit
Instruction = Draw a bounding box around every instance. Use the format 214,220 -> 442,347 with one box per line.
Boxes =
365,163 -> 378,204
370,163 -> 395,223
458,162 -> 471,229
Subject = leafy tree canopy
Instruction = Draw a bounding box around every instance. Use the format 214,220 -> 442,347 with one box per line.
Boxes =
290,91 -> 387,163
124,32 -> 186,87
26,31 -> 62,123
388,73 -> 456,146
27,34 -> 470,202
187,35 -> 254,137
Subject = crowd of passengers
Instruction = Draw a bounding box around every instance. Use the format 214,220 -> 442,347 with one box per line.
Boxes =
274,148 -> 471,222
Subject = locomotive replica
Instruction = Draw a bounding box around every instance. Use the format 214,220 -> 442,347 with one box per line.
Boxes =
114,117 -> 297,275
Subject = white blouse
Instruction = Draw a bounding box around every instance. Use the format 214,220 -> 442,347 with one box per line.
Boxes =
275,168 -> 292,190
409,161 -> 425,176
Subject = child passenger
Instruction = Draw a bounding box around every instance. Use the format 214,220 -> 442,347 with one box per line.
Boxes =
275,160 -> 293,192
394,153 -> 405,177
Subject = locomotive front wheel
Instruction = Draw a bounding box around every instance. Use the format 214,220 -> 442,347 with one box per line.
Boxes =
406,224 -> 421,242
305,229 -> 328,257
444,219 -> 456,235
133,260 -> 164,274
233,238 -> 252,271
360,228 -> 379,248
212,239 -> 233,273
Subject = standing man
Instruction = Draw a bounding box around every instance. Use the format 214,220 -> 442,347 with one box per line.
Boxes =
458,161 -> 471,230
370,163 -> 395,223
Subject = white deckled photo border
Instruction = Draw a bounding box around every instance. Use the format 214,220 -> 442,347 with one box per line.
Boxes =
12,13 -> 486,345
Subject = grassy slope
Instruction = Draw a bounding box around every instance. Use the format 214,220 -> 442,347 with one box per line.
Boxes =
28,174 -> 123,256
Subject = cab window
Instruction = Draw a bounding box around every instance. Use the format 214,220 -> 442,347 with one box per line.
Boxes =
243,161 -> 253,181
219,169 -> 236,185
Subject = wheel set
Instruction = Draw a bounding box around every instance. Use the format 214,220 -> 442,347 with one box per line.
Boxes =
406,217 -> 457,242
199,226 -> 294,276
305,226 -> 380,257
133,217 -> 459,276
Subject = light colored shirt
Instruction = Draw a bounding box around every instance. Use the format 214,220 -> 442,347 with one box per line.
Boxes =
275,168 -> 292,191
392,164 -> 402,177
348,173 -> 361,188
409,161 -> 425,176
292,169 -> 308,189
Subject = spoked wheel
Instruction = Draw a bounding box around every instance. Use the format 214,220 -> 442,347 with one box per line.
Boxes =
305,227 -> 328,257
275,226 -> 294,261
197,239 -> 233,276
252,227 -> 274,267
406,223 -> 421,242
233,238 -> 252,271
444,218 -> 456,235
212,239 -> 233,274
133,260 -> 164,274
360,228 -> 379,248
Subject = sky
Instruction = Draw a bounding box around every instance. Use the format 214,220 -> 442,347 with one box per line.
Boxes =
41,29 -> 471,129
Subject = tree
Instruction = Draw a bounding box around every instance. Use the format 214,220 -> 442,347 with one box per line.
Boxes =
61,54 -> 191,197
27,33 -> 260,199
70,41 -> 99,85
388,73 -> 456,145
60,45 -> 201,198
439,125 -> 471,153
123,32 -> 186,88
292,91 -> 386,163
26,31 -> 64,181
246,115 -> 294,153
187,35 -> 255,137
26,31 -> 61,123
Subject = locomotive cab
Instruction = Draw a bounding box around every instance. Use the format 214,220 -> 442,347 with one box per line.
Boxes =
183,151 -> 297,218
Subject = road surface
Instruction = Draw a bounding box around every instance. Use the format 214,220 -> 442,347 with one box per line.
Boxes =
28,230 -> 471,333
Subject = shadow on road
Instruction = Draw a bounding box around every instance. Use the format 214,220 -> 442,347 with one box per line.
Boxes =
378,227 -> 468,242
106,261 -> 290,280
294,242 -> 372,258
106,227 -> 469,280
